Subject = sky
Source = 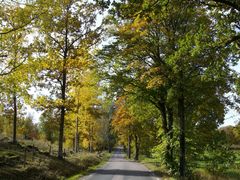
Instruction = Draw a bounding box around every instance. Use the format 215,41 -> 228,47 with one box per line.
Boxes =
221,63 -> 240,127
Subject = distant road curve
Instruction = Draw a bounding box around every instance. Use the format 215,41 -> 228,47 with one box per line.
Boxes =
81,147 -> 160,180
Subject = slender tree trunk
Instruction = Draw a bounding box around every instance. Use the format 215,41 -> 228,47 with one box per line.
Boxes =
58,99 -> 65,159
128,135 -> 131,159
168,108 -> 174,164
88,140 -> 91,152
134,135 -> 139,161
13,92 -> 17,144
89,138 -> 93,152
58,61 -> 67,159
91,125 -> 93,152
88,124 -> 93,152
108,134 -> 112,153
108,124 -> 112,153
108,136 -> 111,153
178,71 -> 186,178
159,102 -> 173,166
75,117 -> 79,153
58,4 -> 69,159
72,138 -> 75,151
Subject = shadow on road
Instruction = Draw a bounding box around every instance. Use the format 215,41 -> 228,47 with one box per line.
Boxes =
94,169 -> 154,177
81,147 -> 156,179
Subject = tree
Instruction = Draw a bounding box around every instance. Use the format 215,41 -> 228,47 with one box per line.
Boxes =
100,0 -> 235,177
0,1 -> 37,75
112,95 -> 159,160
33,0 -> 101,159
66,67 -> 102,152
39,108 -> 59,144
18,116 -> 39,140
0,24 -> 33,144
112,96 -> 134,158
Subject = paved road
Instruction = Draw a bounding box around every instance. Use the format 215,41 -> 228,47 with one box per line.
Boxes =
81,147 -> 159,180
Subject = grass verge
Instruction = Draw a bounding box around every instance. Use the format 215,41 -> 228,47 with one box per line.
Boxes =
66,152 -> 112,180
137,156 -> 174,180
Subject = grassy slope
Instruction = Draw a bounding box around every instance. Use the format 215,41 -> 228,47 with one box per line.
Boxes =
67,152 -> 112,180
0,142 -> 111,180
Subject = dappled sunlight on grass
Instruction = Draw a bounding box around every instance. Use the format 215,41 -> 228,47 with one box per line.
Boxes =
0,141 -> 111,180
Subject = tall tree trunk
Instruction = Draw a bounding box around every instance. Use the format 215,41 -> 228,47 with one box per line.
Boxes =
58,4 -> 69,159
108,124 -> 112,153
58,63 -> 67,159
167,107 -> 174,166
128,135 -> 131,159
108,136 -> 111,153
108,134 -> 112,153
72,138 -> 75,151
158,102 -> 173,166
134,135 -> 139,161
159,102 -> 168,134
89,138 -> 93,152
89,124 -> 93,153
178,71 -> 186,178
13,92 -> 17,144
88,141 -> 91,152
75,117 -> 79,153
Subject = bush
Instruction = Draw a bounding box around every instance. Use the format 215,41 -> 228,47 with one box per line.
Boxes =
203,145 -> 236,174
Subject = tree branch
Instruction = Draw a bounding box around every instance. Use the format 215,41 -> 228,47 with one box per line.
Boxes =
211,0 -> 240,11
47,33 -> 64,51
225,34 -> 240,46
0,58 -> 27,76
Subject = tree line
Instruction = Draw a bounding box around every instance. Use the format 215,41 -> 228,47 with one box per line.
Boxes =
0,0 -> 239,178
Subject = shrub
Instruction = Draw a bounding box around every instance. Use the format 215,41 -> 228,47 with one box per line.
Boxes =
203,145 -> 236,174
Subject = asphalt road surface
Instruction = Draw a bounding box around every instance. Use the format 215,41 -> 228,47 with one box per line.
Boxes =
81,147 -> 160,180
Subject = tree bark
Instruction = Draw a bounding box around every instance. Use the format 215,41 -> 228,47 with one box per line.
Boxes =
58,3 -> 69,160
166,107 -> 174,167
108,137 -> 112,153
134,135 -> 139,161
168,108 -> 174,163
128,135 -> 131,159
89,124 -> 93,153
13,93 -> 17,144
72,138 -> 75,151
158,102 -> 174,167
178,72 -> 186,178
75,117 -> 79,153
159,102 -> 168,134
58,61 -> 67,159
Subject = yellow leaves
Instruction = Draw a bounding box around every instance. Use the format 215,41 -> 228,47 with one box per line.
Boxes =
132,16 -> 148,32
67,47 -> 93,70
126,60 -> 143,71
146,77 -> 164,89
112,96 -> 134,135
140,67 -> 165,89
140,67 -> 159,80
67,57 -> 92,70
34,96 -> 66,109
117,17 -> 148,42
64,66 -> 102,149
82,138 -> 89,149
